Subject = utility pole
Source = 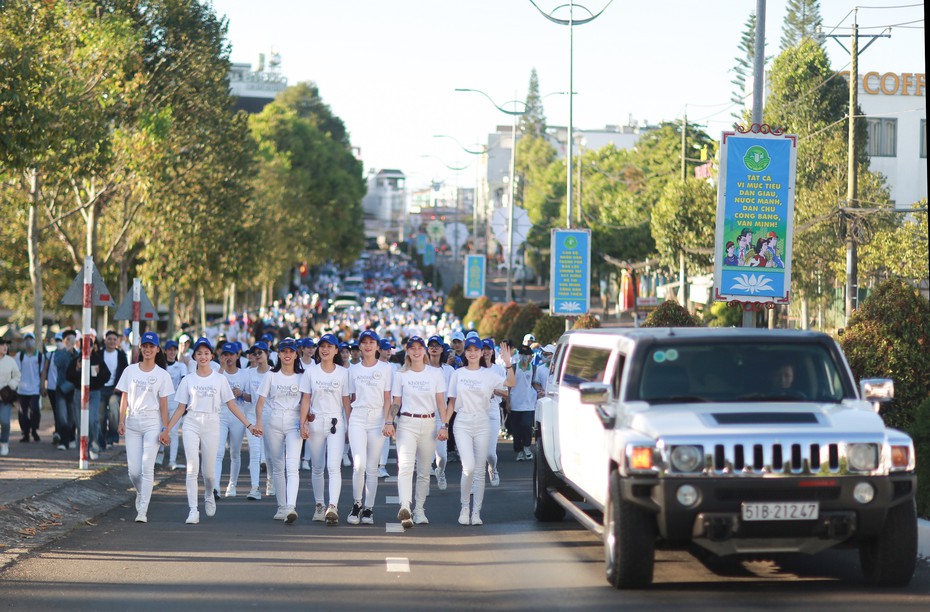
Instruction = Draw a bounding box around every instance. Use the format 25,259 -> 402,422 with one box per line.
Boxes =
679,111 -> 688,307
743,0 -> 766,329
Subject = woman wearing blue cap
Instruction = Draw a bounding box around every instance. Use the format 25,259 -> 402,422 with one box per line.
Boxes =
215,342 -> 250,498
299,333 -> 350,525
345,329 -> 393,525
161,337 -> 259,525
426,335 -> 454,491
448,337 -> 514,525
242,341 -> 272,500
163,340 -> 186,470
116,332 -> 174,523
384,336 -> 446,528
480,338 -> 509,487
254,338 -> 304,523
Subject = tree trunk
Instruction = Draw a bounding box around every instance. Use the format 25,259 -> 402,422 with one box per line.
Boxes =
27,169 -> 44,340
167,289 -> 176,338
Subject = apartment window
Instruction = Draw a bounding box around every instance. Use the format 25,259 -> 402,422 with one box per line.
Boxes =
866,118 -> 897,157
921,119 -> 927,159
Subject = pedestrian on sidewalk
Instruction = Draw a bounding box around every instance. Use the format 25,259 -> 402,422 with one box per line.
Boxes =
0,337 -> 22,457
16,332 -> 45,444
447,337 -> 514,526
345,329 -> 393,525
116,332 -> 174,523
255,338 -> 303,523
161,337 -> 259,525
52,330 -> 79,451
99,330 -> 129,450
299,333 -> 350,525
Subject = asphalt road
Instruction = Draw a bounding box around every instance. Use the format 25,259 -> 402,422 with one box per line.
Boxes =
1,441 -> 928,611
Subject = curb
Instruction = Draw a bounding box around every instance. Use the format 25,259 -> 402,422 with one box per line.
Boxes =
919,518 -> 930,559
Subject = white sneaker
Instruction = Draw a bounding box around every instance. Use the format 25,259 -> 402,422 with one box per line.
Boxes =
458,507 -> 470,525
490,468 -> 500,487
185,510 -> 200,524
88,450 -> 98,460
470,512 -> 483,526
266,481 -> 275,496
413,508 -> 429,525
523,448 -> 534,460
325,504 -> 339,525
57,444 -> 66,451
378,466 -> 390,478
225,484 -> 237,498
300,460 -> 310,471
515,450 -> 526,461
312,503 -> 326,522
134,513 -> 147,523
397,506 -> 413,529
205,496 -> 216,518
347,502 -> 362,525
247,487 -> 261,500
273,507 -> 287,520
285,506 -> 298,524
360,507 -> 374,525
436,469 -> 447,491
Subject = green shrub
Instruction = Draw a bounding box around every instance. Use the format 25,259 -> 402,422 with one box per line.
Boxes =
477,302 -> 505,338
495,302 -> 521,341
572,313 -> 601,329
444,284 -> 472,320
533,315 -> 568,345
642,300 -> 702,327
704,301 -> 742,327
506,302 -> 543,343
839,278 -> 930,431
911,397 -> 930,519
464,295 -> 493,331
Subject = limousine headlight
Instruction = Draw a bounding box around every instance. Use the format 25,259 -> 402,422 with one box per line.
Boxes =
847,443 -> 879,471
670,445 -> 703,473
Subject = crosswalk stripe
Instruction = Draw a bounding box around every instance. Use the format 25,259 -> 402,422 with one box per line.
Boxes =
386,557 -> 410,572
385,523 -> 405,533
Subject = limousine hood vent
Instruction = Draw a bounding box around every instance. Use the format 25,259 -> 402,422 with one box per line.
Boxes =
712,412 -> 819,425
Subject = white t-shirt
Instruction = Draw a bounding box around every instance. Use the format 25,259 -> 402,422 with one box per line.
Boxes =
222,368 -> 250,419
187,359 -> 221,375
102,349 -> 119,387
509,365 -> 536,412
115,363 -> 174,416
348,361 -> 393,411
246,367 -> 270,413
165,360 -> 187,410
487,363 -> 507,415
299,363 -> 349,416
448,366 -> 506,416
257,370 -> 302,413
535,363 -> 550,393
175,370 -> 234,413
391,367 -> 446,416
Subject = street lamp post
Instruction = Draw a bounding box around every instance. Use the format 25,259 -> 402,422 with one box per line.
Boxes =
528,0 -> 613,229
421,154 -> 471,292
433,134 -> 488,257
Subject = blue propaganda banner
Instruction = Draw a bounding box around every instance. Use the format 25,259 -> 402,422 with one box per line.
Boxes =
415,233 -> 428,256
550,229 -> 591,315
423,243 -> 435,266
713,128 -> 797,304
464,255 -> 486,298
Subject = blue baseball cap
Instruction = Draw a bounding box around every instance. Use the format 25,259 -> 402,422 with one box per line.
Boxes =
451,331 -> 465,343
406,336 -> 426,349
349,341 -> 360,350
233,341 -> 242,353
482,338 -> 495,351
318,333 -> 339,347
164,339 -> 179,350
277,338 -> 297,352
339,342 -> 350,350
250,341 -> 269,353
296,337 -> 310,348
378,339 -> 393,351
221,342 -> 237,354
191,337 -> 212,354
140,331 -> 160,347
261,333 -> 274,342
464,336 -> 482,350
465,330 -> 480,340
427,335 -> 443,347
359,329 -> 379,343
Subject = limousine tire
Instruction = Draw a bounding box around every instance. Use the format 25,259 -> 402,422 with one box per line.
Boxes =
605,470 -> 655,589
533,440 -> 566,522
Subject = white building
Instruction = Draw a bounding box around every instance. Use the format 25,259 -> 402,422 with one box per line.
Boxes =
228,53 -> 288,113
362,169 -> 406,244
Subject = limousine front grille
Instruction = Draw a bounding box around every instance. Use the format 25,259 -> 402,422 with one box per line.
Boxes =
665,440 -> 879,476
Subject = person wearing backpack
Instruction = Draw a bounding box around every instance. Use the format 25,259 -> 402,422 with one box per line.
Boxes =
0,337 -> 22,456
16,332 -> 46,444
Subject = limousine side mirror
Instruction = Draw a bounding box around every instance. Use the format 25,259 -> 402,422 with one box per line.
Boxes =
860,378 -> 893,414
579,382 -> 615,428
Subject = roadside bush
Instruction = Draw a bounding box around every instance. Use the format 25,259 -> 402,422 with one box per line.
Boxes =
464,295 -> 493,331
477,302 -> 505,338
572,313 -> 601,329
642,300 -> 702,327
839,278 -> 930,431
495,302 -> 521,341
911,397 -> 930,519
444,284 -> 472,320
533,314 -> 568,345
506,302 -> 543,343
704,301 -> 742,327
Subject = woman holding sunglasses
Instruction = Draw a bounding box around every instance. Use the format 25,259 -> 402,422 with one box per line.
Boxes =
242,341 -> 272,501
299,333 -> 350,525
384,336 -> 446,529
255,338 -> 304,523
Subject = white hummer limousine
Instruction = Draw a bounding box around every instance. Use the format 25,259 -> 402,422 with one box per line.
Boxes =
533,328 -> 917,589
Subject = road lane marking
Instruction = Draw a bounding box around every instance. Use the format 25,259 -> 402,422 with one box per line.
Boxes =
385,523 -> 405,533
386,557 -> 410,572
385,496 -> 399,504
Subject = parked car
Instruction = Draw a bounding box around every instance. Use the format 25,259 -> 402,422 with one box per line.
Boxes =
534,327 -> 917,589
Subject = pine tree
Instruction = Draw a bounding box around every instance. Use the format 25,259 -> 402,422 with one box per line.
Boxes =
730,11 -> 757,120
781,0 -> 823,51
520,68 -> 547,139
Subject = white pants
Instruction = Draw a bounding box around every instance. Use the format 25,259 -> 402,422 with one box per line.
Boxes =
396,416 -> 437,511
125,412 -> 161,515
434,418 -> 447,473
262,409 -> 302,509
167,402 -> 182,465
307,413 -> 345,507
215,415 -> 246,491
487,404 -> 502,471
348,408 -> 386,507
455,412 -> 491,509
379,433 -> 390,466
182,412 -> 220,511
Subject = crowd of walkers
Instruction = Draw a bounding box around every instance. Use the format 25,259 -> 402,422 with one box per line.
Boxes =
0,250 -> 558,528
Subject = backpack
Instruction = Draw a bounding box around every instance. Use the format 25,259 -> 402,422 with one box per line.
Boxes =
19,349 -> 44,370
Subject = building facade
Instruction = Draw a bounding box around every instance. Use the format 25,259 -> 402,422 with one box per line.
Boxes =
228,53 -> 288,113
361,169 -> 407,245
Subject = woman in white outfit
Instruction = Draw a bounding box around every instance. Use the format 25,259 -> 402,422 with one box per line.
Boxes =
163,340 -> 187,470
426,335 -> 454,491
480,338 -> 509,487
161,337 -> 259,525
299,333 -> 350,525
346,330 -> 393,525
376,338 -> 396,478
447,337 -> 514,525
255,338 -> 303,523
242,341 -> 272,500
383,336 -> 446,529
215,342 -> 250,498
297,338 -> 316,472
117,332 -> 174,523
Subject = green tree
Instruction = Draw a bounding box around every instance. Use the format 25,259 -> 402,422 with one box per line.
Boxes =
858,201 -> 929,285
650,177 -> 717,271
464,295 -> 493,331
731,11 -> 758,120
781,0 -> 823,52
506,302 -> 543,343
520,68 -> 546,139
643,300 -> 702,327
532,314 -> 567,344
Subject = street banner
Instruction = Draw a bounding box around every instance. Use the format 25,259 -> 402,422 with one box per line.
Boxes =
415,233 -> 427,255
550,229 -> 591,316
464,255 -> 486,298
423,243 -> 435,266
713,127 -> 797,305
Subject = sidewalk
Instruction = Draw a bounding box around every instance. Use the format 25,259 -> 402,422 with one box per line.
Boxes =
0,405 -> 178,571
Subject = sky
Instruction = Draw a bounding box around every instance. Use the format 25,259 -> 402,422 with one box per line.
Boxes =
208,1 -> 925,191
